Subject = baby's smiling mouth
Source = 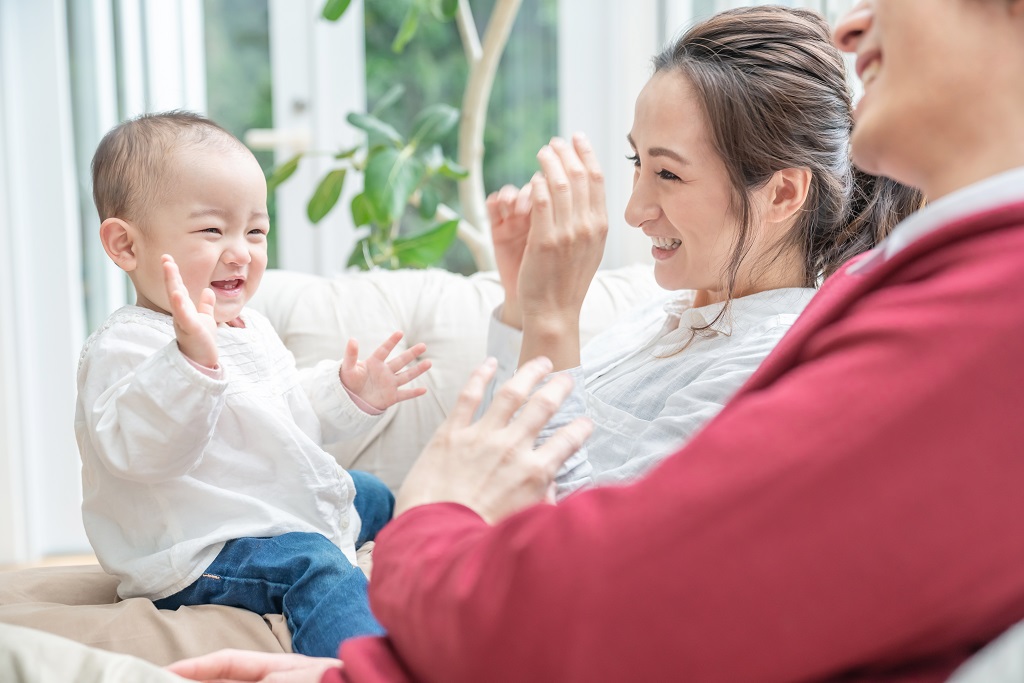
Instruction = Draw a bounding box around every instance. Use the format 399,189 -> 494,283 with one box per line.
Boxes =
211,278 -> 244,294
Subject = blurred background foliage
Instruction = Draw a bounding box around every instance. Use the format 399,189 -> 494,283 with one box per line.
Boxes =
202,0 -> 558,274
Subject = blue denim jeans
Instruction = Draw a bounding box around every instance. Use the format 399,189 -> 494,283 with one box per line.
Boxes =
154,471 -> 394,657
348,469 -> 394,546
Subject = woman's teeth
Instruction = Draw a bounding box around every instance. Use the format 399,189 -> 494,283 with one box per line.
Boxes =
652,237 -> 682,251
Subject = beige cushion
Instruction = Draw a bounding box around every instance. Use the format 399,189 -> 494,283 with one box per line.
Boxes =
0,622 -> 182,683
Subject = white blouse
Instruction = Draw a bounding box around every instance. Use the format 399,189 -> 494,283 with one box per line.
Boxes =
487,287 -> 817,497
75,306 -> 381,600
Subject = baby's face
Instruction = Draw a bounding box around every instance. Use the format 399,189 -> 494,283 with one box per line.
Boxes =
131,145 -> 270,324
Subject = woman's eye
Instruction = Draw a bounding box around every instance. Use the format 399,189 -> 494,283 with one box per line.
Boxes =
625,153 -> 640,168
657,170 -> 681,181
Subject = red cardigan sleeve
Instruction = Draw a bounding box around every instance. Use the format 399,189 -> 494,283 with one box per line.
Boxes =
339,218 -> 1024,683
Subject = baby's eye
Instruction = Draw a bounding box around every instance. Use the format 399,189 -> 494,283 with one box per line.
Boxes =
248,228 -> 268,237
200,228 -> 222,235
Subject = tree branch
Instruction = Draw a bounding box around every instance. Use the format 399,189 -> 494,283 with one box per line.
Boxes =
455,0 -> 482,65
456,0 -> 522,270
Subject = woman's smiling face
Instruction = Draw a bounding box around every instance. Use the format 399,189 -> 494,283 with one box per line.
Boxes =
624,71 -> 741,299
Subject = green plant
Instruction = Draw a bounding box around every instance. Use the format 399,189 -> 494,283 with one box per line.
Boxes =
268,0 -> 526,271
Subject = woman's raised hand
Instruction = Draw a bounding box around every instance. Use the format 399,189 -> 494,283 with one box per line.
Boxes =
395,356 -> 593,525
486,183 -> 533,329
517,133 -> 608,370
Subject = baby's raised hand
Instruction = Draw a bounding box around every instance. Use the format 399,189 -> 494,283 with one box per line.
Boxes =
162,254 -> 219,368
339,331 -> 431,411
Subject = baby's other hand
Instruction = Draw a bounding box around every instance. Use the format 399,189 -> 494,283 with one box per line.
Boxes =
163,255 -> 219,368
340,331 -> 431,411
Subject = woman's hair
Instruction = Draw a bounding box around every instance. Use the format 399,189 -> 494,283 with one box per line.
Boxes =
91,110 -> 245,223
654,6 -> 924,293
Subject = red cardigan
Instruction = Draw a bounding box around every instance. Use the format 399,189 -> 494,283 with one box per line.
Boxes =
330,201 -> 1024,683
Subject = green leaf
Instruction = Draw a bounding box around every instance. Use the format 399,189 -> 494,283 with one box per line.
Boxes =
321,0 -> 352,21
426,0 -> 457,20
266,154 -> 301,193
347,237 -> 373,269
418,185 -> 440,220
306,169 -> 347,224
394,219 -> 459,268
364,148 -> 426,224
350,192 -> 379,227
439,0 -> 459,20
421,144 -> 445,171
439,157 -> 469,180
334,145 -> 360,160
409,104 -> 459,150
346,112 -> 404,147
371,84 -> 406,116
391,5 -> 421,53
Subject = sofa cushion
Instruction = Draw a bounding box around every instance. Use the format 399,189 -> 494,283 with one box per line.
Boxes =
249,266 -> 660,489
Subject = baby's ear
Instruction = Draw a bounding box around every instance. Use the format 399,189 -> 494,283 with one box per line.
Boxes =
99,218 -> 138,272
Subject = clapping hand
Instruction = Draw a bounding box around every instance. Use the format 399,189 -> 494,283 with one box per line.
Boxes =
339,331 -> 431,411
395,356 -> 593,524
486,182 -> 533,329
163,254 -> 219,369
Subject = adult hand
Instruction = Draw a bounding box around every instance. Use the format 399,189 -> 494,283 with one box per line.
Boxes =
486,183 -> 533,329
163,254 -> 219,369
166,649 -> 340,682
339,331 -> 431,411
517,133 -> 608,370
395,356 -> 593,524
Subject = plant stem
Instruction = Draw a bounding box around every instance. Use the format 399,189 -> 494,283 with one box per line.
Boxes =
456,0 -> 522,271
435,202 -> 492,269
455,0 -> 482,65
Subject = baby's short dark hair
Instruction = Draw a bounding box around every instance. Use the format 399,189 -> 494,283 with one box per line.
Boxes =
90,110 -> 247,222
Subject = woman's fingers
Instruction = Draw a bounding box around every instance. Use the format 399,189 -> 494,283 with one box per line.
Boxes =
447,357 -> 499,426
549,136 -> 590,225
573,132 -> 607,221
477,356 -> 553,431
514,182 -> 533,218
535,145 -> 573,233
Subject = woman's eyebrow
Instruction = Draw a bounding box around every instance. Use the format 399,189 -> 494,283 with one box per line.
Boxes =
626,134 -> 691,165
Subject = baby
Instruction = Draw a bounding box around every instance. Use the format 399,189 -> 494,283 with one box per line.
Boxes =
75,110 -> 430,657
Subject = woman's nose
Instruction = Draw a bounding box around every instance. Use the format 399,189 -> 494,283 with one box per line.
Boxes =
833,1 -> 873,54
624,179 -> 659,229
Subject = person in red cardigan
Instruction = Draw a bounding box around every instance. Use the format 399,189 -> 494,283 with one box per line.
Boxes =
168,0 -> 1024,681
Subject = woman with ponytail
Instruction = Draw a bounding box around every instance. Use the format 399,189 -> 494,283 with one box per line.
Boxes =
482,7 -> 923,495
